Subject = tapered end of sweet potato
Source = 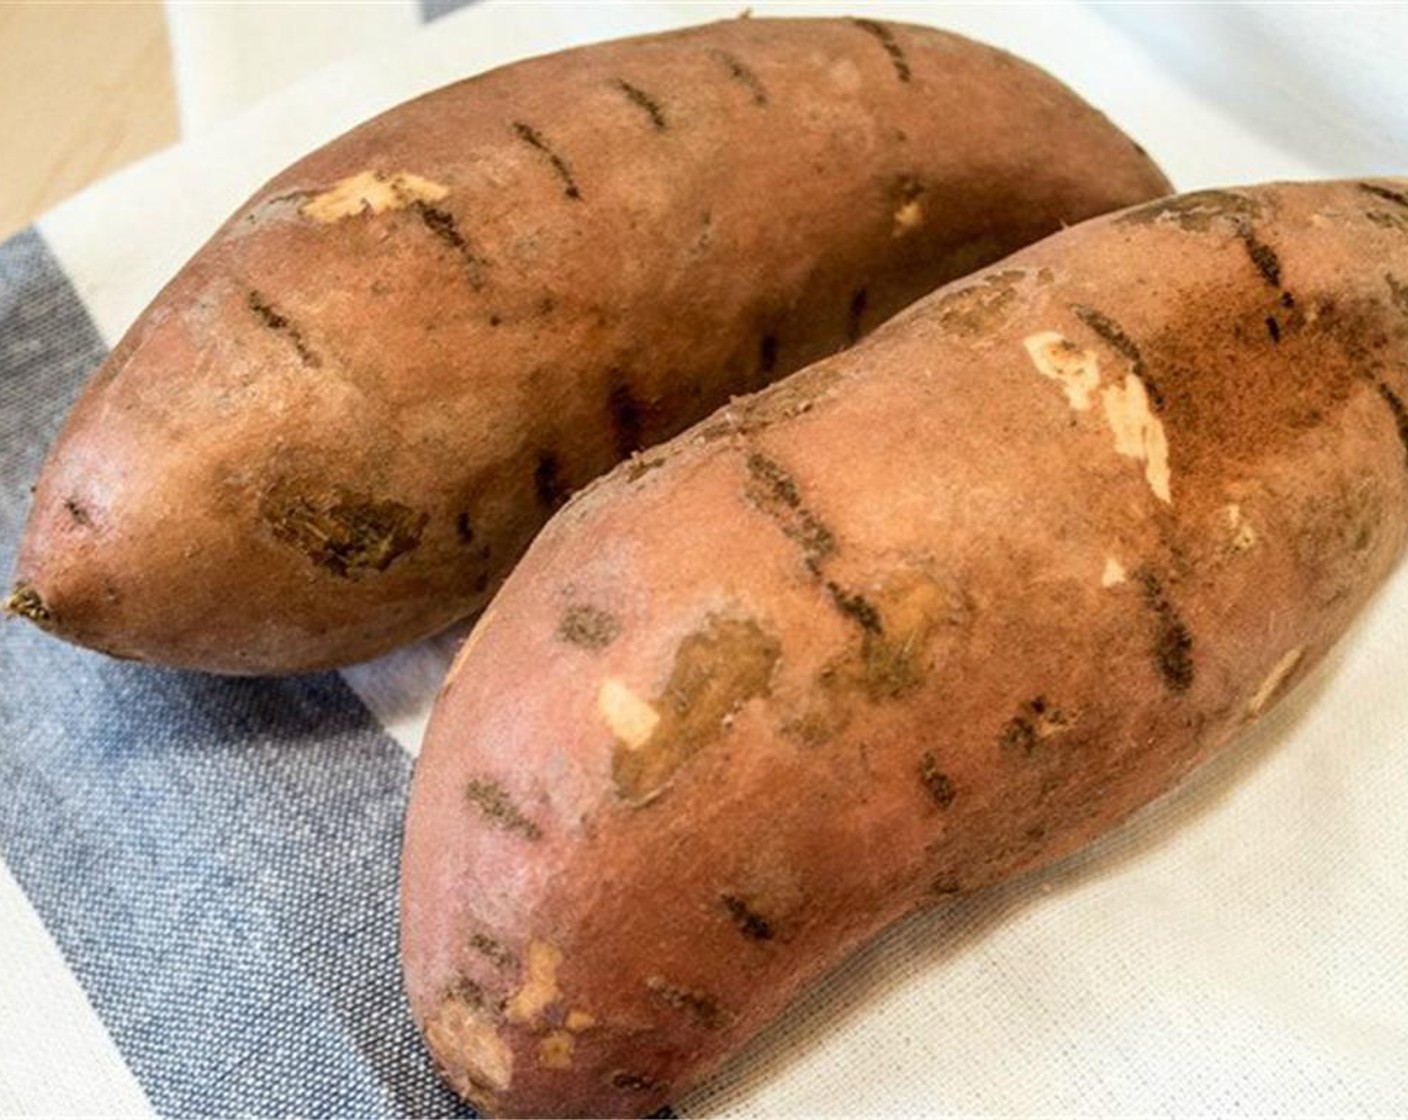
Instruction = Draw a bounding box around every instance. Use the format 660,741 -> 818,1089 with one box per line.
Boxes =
4,581 -> 49,625
8,280 -> 480,674
8,462 -> 155,664
10,455 -> 453,674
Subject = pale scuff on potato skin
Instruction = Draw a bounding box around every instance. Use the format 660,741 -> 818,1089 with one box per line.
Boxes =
6,16 -> 1170,672
401,180 -> 1408,1117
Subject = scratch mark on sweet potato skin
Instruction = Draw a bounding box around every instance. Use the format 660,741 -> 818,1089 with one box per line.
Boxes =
645,976 -> 728,1029
465,777 -> 542,839
614,79 -> 667,130
412,200 -> 486,285
1136,569 -> 1195,693
247,290 -> 322,368
853,18 -> 912,82
709,48 -> 768,105
1376,381 -> 1408,467
721,894 -> 774,940
513,122 -> 582,200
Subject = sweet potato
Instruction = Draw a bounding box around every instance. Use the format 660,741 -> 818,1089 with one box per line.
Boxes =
401,179 -> 1408,1116
6,17 -> 1169,673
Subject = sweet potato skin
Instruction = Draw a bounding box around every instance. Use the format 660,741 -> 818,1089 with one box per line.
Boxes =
401,180 -> 1408,1116
8,17 -> 1170,672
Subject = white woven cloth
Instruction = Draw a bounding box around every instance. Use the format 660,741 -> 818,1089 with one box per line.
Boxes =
2,3 -> 1405,1116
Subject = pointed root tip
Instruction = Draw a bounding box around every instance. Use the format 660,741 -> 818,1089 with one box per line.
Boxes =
4,581 -> 52,627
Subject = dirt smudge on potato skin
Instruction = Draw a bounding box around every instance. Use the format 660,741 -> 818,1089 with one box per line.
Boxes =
612,615 -> 781,804
721,893 -> 775,941
247,290 -> 322,368
852,17 -> 912,82
465,777 -> 543,840
558,604 -> 621,649
261,485 -> 426,578
1136,569 -> 1195,693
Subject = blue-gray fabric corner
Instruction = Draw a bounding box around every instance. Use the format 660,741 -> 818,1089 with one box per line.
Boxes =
421,0 -> 479,23
0,227 -> 473,1118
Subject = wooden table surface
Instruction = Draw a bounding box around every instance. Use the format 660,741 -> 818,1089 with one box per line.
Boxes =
0,3 -> 178,242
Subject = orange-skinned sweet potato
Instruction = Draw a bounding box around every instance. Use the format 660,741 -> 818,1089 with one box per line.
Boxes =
402,179 -> 1408,1116
7,17 -> 1169,672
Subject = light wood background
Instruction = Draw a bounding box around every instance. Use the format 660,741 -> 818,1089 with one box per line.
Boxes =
0,3 -> 178,241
